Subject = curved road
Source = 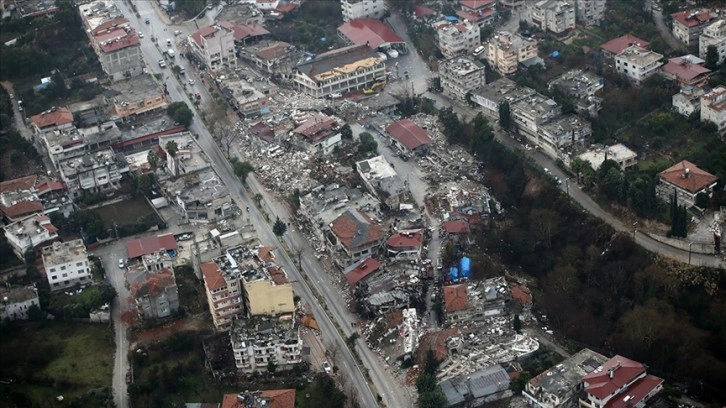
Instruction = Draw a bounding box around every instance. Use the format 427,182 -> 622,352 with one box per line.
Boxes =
117,2 -> 411,407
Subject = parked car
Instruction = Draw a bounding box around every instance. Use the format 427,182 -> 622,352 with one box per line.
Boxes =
322,361 -> 332,374
173,30 -> 183,36
138,31 -> 144,38
158,60 -> 167,68
118,258 -> 126,269
188,79 -> 195,85
145,18 -> 150,24
177,233 -> 193,241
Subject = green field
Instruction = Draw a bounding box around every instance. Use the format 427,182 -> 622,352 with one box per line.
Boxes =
0,322 -> 114,407
93,196 -> 157,228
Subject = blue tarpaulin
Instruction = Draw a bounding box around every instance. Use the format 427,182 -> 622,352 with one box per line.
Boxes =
448,266 -> 459,281
551,50 -> 560,58
444,15 -> 458,21
459,257 -> 471,278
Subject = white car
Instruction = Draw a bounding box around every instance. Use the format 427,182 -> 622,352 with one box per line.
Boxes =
138,32 -> 144,38
188,79 -> 195,85
118,258 -> 126,269
322,361 -> 332,374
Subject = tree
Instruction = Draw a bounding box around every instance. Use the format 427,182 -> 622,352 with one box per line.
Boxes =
213,123 -> 236,158
441,241 -> 459,269
167,101 -> 193,127
230,157 -> 254,183
705,45 -> 719,70
340,124 -> 353,140
499,101 -> 512,130
267,360 -> 277,374
358,132 -> 377,155
513,314 -> 522,333
273,217 -> 287,237
147,150 -> 159,171
165,141 -> 178,159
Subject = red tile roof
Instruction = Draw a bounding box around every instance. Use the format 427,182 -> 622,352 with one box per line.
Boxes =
255,41 -> 292,61
201,261 -> 226,291
510,285 -> 532,305
219,21 -> 270,42
658,160 -> 718,194
293,113 -> 339,142
459,0 -> 495,10
2,200 -> 43,220
386,229 -> 423,248
30,108 -> 73,130
330,209 -> 385,251
221,389 -> 296,408
97,29 -> 140,53
416,327 -> 461,364
386,119 -> 432,151
338,18 -> 404,49
257,246 -> 276,264
583,355 -> 647,400
456,8 -> 495,23
443,284 -> 468,313
413,5 -> 436,19
275,3 -> 297,13
604,375 -> 663,408
600,34 -> 649,55
345,257 -> 381,286
443,219 -> 470,235
671,9 -> 716,28
126,233 -> 177,259
191,24 -> 227,47
0,175 -> 37,193
661,57 -> 711,81
34,181 -> 65,196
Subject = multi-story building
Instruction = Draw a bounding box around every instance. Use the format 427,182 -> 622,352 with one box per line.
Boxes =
439,56 -> 486,101
356,155 -> 409,208
470,77 -> 536,118
58,148 -> 128,198
189,23 -> 238,69
201,259 -> 244,331
443,277 -> 510,325
500,0 -> 525,8
90,17 -> 142,81
484,31 -> 539,75
672,9 -> 718,49
222,390 -> 296,408
41,239 -> 92,292
0,286 -> 40,321
435,19 -> 481,59
222,76 -> 271,118
578,143 -> 638,171
660,55 -> 712,88
700,19 -> 726,65
291,113 -> 342,155
40,122 -> 121,171
614,45 -> 664,85
386,229 -> 424,260
578,355 -> 664,408
524,348 -> 608,408
656,160 -> 718,207
3,214 -> 58,260
239,41 -> 299,78
574,0 -> 606,27
457,0 -> 497,28
600,34 -> 649,60
510,92 -> 562,137
167,168 -> 236,223
537,114 -> 591,156
126,251 -> 179,319
231,312 -> 303,374
30,107 -> 74,137
548,69 -> 603,116
328,208 -> 386,261
106,74 -> 169,121
529,0 -> 576,34
700,86 -> 726,132
293,45 -> 385,98
672,85 -> 705,117
340,0 -> 385,22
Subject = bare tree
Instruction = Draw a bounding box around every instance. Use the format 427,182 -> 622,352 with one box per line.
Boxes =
213,123 -> 237,158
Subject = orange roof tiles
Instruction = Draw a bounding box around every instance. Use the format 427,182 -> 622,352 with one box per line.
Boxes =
661,57 -> 711,81
30,108 -> 73,130
338,18 -> 404,49
201,261 -> 226,291
2,200 -> 43,220
443,219 -> 470,235
671,9 -> 716,27
443,284 -> 468,313
132,269 -> 176,298
658,160 -> 718,194
386,119 -> 432,151
0,175 -> 37,193
386,229 -> 423,248
126,234 -> 177,259
459,0 -> 495,10
330,209 -> 385,251
600,34 -> 649,55
345,257 -> 381,286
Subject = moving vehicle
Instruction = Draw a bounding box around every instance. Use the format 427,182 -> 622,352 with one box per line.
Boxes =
158,60 -> 167,68
188,78 -> 195,85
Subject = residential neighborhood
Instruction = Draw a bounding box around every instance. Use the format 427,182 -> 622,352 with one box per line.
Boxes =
0,0 -> 725,408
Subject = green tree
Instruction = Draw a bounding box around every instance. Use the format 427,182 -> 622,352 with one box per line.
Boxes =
358,132 -> 378,155
441,241 -> 459,269
273,217 -> 287,237
267,360 -> 277,374
165,140 -> 178,158
499,101 -> 512,130
230,157 -> 254,183
418,389 -> 447,408
147,150 -> 160,171
340,123 -> 353,140
705,45 -> 719,70
513,314 -> 522,333
166,101 -> 193,127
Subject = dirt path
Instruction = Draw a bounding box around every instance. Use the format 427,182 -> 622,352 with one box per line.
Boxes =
130,313 -> 211,347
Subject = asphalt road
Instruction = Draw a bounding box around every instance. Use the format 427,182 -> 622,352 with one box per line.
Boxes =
117,2 -> 409,406
645,0 -> 686,51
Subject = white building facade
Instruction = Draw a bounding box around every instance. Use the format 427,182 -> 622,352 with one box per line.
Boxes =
340,0 -> 385,21
614,46 -> 664,84
574,0 -> 606,27
41,239 -> 92,292
439,56 -> 486,101
530,0 -> 576,34
436,20 -> 481,59
484,31 -> 539,75
700,86 -> 726,133
700,19 -> 726,65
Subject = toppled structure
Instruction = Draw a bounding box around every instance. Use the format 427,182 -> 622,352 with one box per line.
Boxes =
230,312 -> 302,374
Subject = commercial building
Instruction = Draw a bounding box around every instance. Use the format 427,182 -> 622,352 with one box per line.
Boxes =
0,286 -> 40,321
578,355 -> 663,408
89,17 -> 142,81
439,56 -> 486,102
656,160 -> 718,207
672,85 -> 705,117
457,0 -> 497,28
106,74 -> 169,120
189,23 -> 238,69
3,214 -> 58,260
293,44 -> 385,98
41,239 -> 91,292
356,155 -> 409,208
547,69 -> 603,116
469,77 -> 535,118
231,313 -> 303,374
435,19 -> 481,59
600,34 -> 649,60
671,9 -> 718,49
614,45 -> 664,85
699,19 -> 726,65
340,0 -> 386,22
386,119 -> 433,154
239,41 -> 300,77
58,147 -> 128,198
328,208 -> 386,261
700,85 -> 726,132
660,55 -> 711,88
528,0 -> 576,34
574,0 -> 606,27
338,18 -> 407,53
291,113 -> 342,155
524,348 -> 608,408
578,144 -> 638,171
484,31 -> 539,75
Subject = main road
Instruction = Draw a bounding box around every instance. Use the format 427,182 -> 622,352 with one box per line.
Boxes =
117,2 -> 411,407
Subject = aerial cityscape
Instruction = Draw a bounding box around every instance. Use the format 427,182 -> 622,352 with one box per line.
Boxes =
1,0 -> 725,407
